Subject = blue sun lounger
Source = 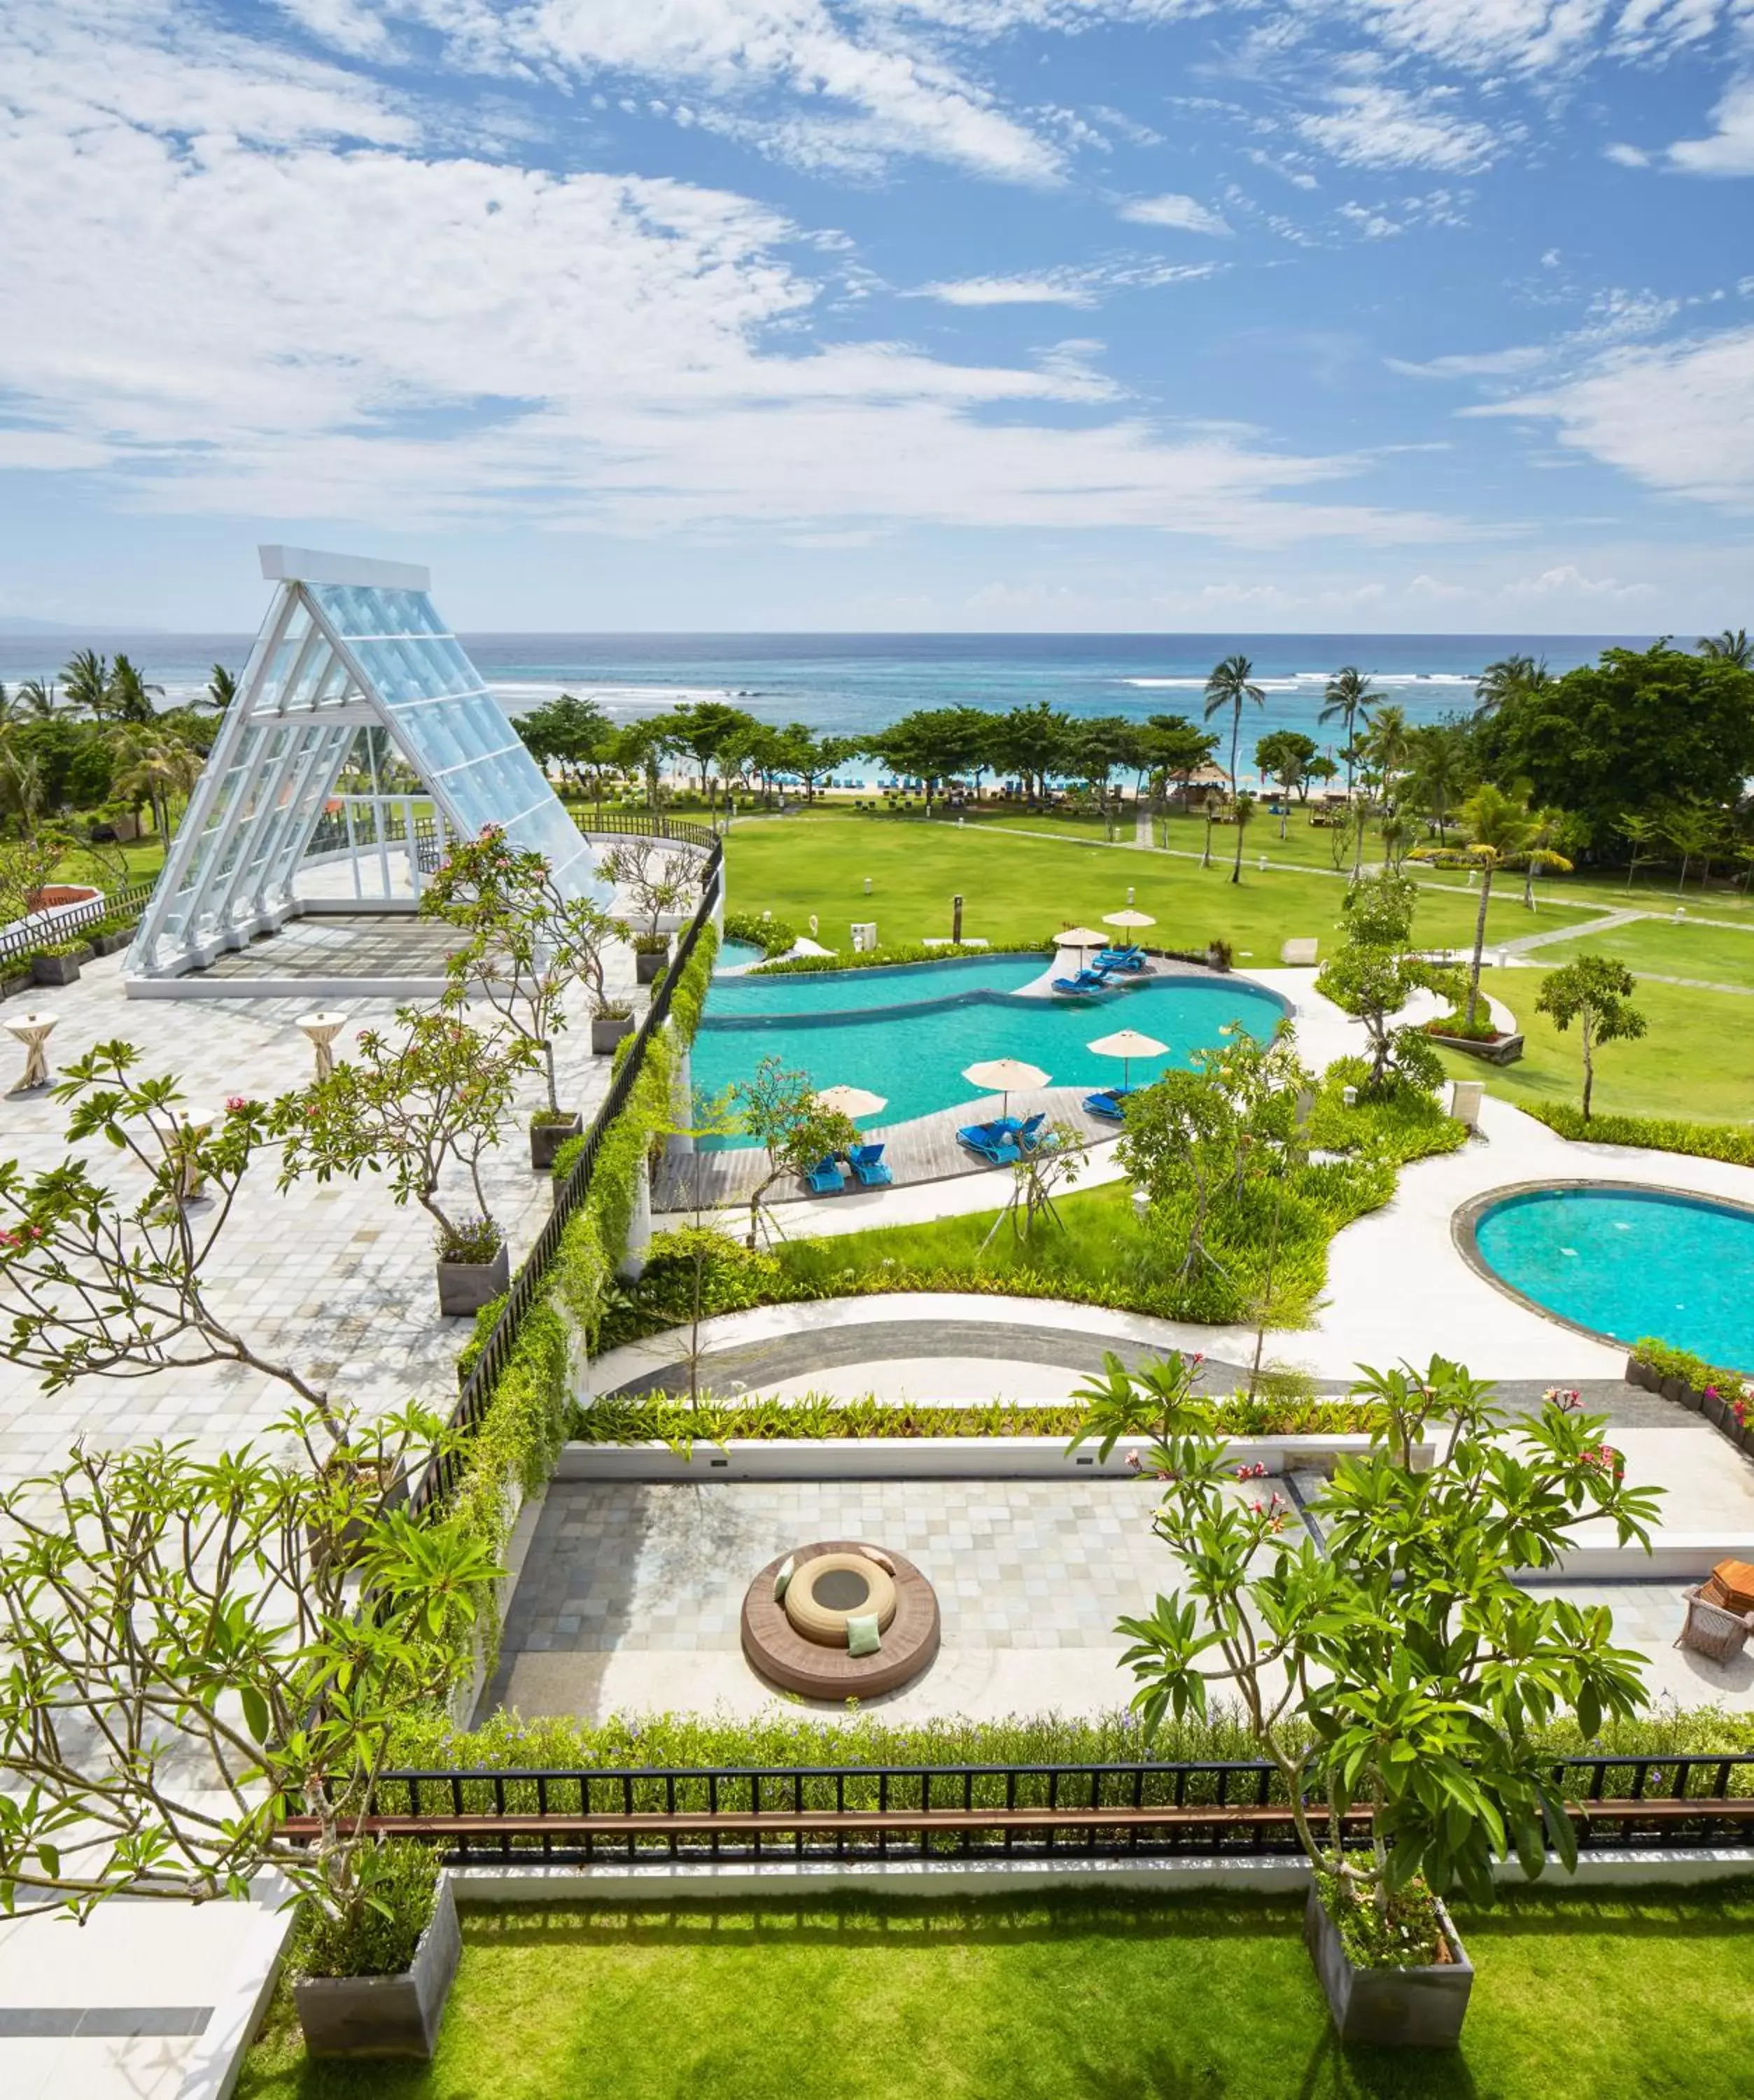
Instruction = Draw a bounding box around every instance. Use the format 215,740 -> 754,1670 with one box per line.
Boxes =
956,1124 -> 1021,1165
1051,966 -> 1112,995
1095,944 -> 1147,972
1014,1112 -> 1051,1150
1083,1088 -> 1130,1122
848,1142 -> 892,1187
804,1156 -> 846,1194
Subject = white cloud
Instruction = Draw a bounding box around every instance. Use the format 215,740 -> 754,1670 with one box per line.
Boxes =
1665,80 -> 1754,175
1293,82 -> 1501,171
1604,141 -> 1650,166
918,274 -> 1102,306
1324,0 -> 1729,75
1477,328 -> 1754,507
1118,192 -> 1232,234
0,1 -> 1440,550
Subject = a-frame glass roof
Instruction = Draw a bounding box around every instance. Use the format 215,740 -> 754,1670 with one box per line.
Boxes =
127,547 -> 604,980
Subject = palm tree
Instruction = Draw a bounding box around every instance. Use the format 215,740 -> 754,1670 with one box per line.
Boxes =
1203,653 -> 1265,886
1405,722 -> 1469,844
1699,629 -> 1752,667
1317,666 -> 1376,807
108,654 -> 163,724
15,676 -> 56,718
1473,654 -> 1551,715
112,734 -> 202,843
206,664 -> 239,711
1443,784 -> 1544,1030
60,649 -> 111,719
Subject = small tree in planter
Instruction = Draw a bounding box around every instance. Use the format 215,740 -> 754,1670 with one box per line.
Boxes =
0,1043 -> 347,1442
423,825 -> 626,1163
1535,955 -> 1646,1121
0,1401 -> 500,2059
1083,1354 -> 1660,2045
274,1009 -> 536,1316
598,835 -> 703,976
732,1055 -> 858,1249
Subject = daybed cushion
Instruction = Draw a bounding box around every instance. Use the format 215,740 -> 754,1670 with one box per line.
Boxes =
773,1554 -> 796,1601
846,1613 -> 883,1658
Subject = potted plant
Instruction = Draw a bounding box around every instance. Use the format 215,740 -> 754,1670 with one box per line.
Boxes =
423,826 -> 626,1168
87,918 -> 134,958
0,1399 -> 499,2064
272,1005 -> 535,1317
432,1211 -> 510,1315
31,938 -> 87,986
591,997 -> 636,1056
598,834 -> 703,980
1073,1352 -> 1661,2047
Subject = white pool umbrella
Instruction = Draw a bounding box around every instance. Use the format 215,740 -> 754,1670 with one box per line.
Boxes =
1055,926 -> 1107,953
1102,909 -> 1156,931
815,1084 -> 887,1120
962,1056 -> 1049,1124
1086,1027 -> 1167,1092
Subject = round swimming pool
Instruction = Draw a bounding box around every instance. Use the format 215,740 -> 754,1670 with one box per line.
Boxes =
692,953 -> 1290,1143
1466,1182 -> 1754,1368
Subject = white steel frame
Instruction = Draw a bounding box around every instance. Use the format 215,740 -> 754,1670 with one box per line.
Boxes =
125,546 -> 602,981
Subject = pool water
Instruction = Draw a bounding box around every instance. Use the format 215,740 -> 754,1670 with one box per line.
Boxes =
715,939 -> 766,972
692,953 -> 1289,1143
1472,1185 -> 1754,1368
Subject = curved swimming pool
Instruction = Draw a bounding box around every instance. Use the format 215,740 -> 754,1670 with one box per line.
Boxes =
692,953 -> 1290,1142
1468,1183 -> 1754,1368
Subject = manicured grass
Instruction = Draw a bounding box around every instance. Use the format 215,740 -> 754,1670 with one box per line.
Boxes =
1442,968 -> 1754,1126
1531,914 -> 1754,992
723,816 -> 1577,965
237,1882 -> 1754,2099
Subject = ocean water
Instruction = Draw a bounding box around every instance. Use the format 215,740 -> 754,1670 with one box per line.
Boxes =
0,631 -> 1649,773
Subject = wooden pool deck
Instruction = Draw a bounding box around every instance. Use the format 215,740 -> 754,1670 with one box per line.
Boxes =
653,1086 -> 1123,1214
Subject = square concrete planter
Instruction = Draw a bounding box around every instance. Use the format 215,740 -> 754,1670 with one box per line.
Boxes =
634,940 -> 671,983
529,1111 -> 583,1170
435,1239 -> 509,1317
31,951 -> 83,986
89,928 -> 132,957
1304,1886 -> 1472,2047
294,1875 -> 460,2059
591,1013 -> 636,1056
1426,1029 -> 1524,1065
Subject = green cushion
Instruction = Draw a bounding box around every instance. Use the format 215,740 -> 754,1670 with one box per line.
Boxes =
846,1613 -> 882,1658
773,1555 -> 796,1602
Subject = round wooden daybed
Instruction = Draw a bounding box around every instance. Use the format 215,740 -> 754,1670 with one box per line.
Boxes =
741,1540 -> 940,1700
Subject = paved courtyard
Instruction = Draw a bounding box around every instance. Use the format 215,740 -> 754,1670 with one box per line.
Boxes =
485,1468 -> 1754,1725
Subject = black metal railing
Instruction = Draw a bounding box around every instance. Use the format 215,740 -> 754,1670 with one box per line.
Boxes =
579,812 -> 720,852
1,878 -> 157,983
295,1752 -> 1754,1867
407,836 -> 722,1516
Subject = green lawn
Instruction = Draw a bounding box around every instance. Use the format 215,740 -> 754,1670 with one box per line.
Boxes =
237,1883 -> 1754,2100
723,816 -> 1578,964
1441,967 -> 1754,1125
1530,915 -> 1754,993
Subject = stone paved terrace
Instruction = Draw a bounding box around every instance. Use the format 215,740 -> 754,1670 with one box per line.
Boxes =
0,929 -> 647,1490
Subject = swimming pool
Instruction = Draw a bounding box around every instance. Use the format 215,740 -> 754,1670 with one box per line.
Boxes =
692,953 -> 1290,1141
1468,1183 -> 1754,1368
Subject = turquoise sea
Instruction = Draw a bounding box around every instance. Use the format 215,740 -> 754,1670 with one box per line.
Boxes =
0,631 -> 1650,785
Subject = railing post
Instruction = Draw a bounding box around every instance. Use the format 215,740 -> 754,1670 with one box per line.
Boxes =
618,1154 -> 653,1282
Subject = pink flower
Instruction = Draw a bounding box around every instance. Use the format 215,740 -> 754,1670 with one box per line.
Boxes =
1125,1451 -> 1142,1472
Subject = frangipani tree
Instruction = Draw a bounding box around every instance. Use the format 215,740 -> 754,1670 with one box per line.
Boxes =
0,1044 -> 346,1441
733,1056 -> 859,1249
1080,1354 -> 1658,1931
1315,872 -> 1458,1095
1535,955 -> 1646,1120
423,825 -> 624,1114
0,1401 -> 498,1935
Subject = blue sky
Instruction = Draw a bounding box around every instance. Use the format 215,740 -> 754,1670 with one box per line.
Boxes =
1,0 -> 1751,631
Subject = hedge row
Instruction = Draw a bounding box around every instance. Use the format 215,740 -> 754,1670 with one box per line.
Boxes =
1528,1102 -> 1754,1166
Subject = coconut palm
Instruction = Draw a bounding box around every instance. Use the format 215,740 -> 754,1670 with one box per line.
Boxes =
108,654 -> 163,724
1473,654 -> 1551,715
1404,722 -> 1470,844
15,676 -> 56,718
59,649 -> 111,719
1419,784 -> 1568,1030
1699,629 -> 1752,667
206,664 -> 239,712
112,734 -> 202,842
1317,666 -> 1376,807
1202,653 -> 1265,886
